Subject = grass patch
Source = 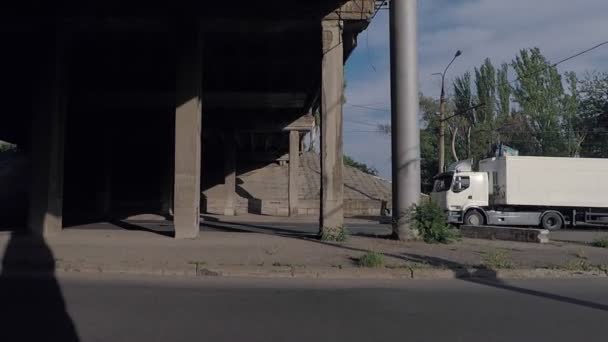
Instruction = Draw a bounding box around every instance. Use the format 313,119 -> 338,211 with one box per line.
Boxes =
591,238 -> 608,248
357,251 -> 385,268
188,261 -> 207,266
321,227 -> 349,242
408,201 -> 459,244
482,249 -> 513,269
563,258 -> 594,272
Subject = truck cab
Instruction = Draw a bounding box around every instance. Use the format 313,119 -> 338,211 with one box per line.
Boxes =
431,171 -> 489,224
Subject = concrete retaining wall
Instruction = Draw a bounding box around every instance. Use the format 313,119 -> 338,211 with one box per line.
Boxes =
204,197 -> 385,217
461,225 -> 549,244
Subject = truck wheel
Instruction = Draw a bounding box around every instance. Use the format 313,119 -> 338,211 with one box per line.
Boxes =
541,212 -> 563,230
464,210 -> 485,226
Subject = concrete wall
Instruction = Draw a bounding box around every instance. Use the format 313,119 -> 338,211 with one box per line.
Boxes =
202,153 -> 391,217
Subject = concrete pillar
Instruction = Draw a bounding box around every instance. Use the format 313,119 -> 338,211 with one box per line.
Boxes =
319,20 -> 345,237
100,134 -> 113,218
28,29 -> 67,237
390,0 -> 421,240
223,131 -> 236,217
288,130 -> 300,216
173,24 -> 203,239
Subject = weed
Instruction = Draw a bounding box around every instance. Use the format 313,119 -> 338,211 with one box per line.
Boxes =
482,249 -> 513,269
357,251 -> 385,268
263,246 -> 279,255
563,258 -> 593,272
591,238 -> 608,248
408,201 -> 460,244
321,226 -> 349,242
188,261 -> 207,266
574,249 -> 588,259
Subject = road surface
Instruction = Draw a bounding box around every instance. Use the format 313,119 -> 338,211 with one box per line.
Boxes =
1,274 -> 607,341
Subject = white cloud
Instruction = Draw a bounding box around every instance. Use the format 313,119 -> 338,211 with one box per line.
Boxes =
344,0 -> 608,179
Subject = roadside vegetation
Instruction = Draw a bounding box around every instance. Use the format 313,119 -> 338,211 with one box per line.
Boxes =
591,238 -> 608,249
321,227 -> 349,242
409,200 -> 460,244
482,249 -> 513,269
357,251 -> 384,268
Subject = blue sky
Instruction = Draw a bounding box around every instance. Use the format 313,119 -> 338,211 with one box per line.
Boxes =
343,0 -> 608,179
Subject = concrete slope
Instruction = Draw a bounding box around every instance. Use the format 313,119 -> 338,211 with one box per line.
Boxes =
204,152 -> 391,217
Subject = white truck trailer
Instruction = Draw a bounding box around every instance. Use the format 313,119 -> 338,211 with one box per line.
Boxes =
431,156 -> 608,230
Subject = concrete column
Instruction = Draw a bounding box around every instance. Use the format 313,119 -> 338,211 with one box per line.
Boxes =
173,24 -> 203,239
100,134 -> 113,218
223,131 -> 236,217
288,130 -> 300,216
28,29 -> 67,237
319,20 -> 345,236
390,0 -> 421,240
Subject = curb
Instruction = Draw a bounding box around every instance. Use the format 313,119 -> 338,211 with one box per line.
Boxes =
3,262 -> 606,281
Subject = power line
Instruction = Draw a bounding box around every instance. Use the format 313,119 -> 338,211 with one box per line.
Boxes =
345,118 -> 380,128
346,103 -> 390,112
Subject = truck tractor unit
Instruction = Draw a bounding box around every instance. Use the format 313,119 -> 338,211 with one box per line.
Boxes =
431,156 -> 608,230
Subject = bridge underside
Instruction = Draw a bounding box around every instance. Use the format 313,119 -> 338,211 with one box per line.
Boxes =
0,1 -> 380,237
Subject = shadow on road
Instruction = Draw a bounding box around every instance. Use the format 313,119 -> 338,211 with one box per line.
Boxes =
200,215 -> 392,238
233,227 -> 608,314
0,232 -> 80,341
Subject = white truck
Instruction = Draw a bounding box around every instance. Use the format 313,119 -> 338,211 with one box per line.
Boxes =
431,156 -> 608,230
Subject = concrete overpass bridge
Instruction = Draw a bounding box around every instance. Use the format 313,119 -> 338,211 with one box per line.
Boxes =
0,0 -> 419,239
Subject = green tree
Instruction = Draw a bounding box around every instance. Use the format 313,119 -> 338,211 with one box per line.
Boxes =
579,72 -> 608,157
562,72 -> 586,157
475,58 -> 497,123
343,155 -> 378,176
511,48 -> 567,156
452,72 -> 474,160
496,63 -> 511,118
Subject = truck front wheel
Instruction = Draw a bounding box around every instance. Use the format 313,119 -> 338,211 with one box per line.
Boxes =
541,212 -> 563,230
464,210 -> 486,226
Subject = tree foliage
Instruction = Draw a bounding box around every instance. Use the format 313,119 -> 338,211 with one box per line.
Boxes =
380,48 -> 608,194
343,155 -> 379,176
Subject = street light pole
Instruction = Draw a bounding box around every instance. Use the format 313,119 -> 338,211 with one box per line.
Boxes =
437,50 -> 461,174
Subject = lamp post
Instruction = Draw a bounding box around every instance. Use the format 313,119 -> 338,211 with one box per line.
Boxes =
435,50 -> 462,174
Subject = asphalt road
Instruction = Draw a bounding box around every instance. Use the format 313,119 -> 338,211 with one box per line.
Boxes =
1,274 -> 607,342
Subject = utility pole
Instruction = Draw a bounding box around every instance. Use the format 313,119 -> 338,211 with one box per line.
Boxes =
435,50 -> 461,174
389,0 -> 420,240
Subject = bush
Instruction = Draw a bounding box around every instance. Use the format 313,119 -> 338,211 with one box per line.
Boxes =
357,251 -> 384,268
591,238 -> 608,248
409,200 -> 459,244
482,249 -> 513,269
321,226 -> 349,242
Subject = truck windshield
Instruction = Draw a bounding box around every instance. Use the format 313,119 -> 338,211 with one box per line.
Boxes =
433,175 -> 453,192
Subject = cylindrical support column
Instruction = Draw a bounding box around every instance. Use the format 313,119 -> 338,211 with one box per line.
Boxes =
28,27 -> 68,237
390,0 -> 421,240
173,23 -> 203,239
223,130 -> 237,217
319,20 -> 345,237
288,130 -> 300,216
